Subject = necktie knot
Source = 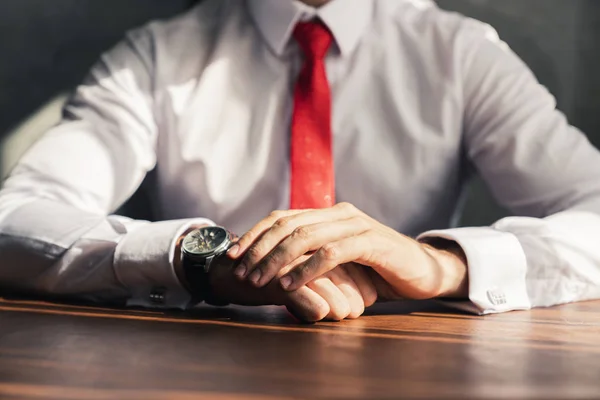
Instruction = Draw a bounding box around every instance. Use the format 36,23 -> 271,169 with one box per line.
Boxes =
293,21 -> 333,60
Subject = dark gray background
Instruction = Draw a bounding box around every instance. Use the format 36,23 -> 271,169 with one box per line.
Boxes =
0,0 -> 598,225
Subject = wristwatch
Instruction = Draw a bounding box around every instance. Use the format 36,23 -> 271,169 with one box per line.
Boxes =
180,226 -> 236,305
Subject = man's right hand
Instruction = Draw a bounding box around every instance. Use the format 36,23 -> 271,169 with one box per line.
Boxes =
207,254 -> 377,322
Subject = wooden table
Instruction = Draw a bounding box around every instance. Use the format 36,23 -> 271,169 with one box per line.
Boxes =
0,298 -> 599,400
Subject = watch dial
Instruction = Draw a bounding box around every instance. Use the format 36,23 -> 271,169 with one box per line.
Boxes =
183,227 -> 228,256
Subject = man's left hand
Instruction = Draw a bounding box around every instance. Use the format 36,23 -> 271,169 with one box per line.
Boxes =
227,203 -> 469,301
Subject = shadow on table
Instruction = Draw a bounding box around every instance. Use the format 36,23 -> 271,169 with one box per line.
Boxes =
1,291 -> 466,327
179,300 -> 455,324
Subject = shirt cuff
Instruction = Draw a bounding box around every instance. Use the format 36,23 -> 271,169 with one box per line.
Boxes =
418,227 -> 532,314
114,218 -> 214,309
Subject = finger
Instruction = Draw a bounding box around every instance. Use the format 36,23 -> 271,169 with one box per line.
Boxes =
307,277 -> 351,321
343,263 -> 378,308
228,209 -> 308,260
247,254 -> 313,305
240,208 -> 344,282
281,232 -> 378,292
239,203 -> 363,282
327,268 -> 365,319
285,286 -> 330,323
249,216 -> 370,288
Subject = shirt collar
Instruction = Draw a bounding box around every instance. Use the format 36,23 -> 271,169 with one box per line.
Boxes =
247,0 -> 374,57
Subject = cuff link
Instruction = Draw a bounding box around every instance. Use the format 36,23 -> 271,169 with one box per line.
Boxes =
150,287 -> 167,305
487,289 -> 507,306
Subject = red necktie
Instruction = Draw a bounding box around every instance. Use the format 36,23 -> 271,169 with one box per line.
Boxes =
290,21 -> 335,210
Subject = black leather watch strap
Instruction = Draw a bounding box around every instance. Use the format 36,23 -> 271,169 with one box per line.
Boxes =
182,257 -> 209,304
182,256 -> 229,306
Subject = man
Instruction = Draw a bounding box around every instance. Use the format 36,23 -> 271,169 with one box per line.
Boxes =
1,0 -> 600,322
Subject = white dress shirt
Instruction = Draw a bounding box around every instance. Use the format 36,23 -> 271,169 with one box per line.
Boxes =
1,0 -> 600,313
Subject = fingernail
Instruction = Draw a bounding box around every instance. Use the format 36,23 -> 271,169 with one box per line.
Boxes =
228,244 -> 240,258
234,264 -> 247,279
280,276 -> 293,290
249,269 -> 262,285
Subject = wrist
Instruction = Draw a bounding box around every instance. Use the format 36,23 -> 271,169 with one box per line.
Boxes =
421,238 -> 469,299
205,253 -> 237,306
173,224 -> 211,293
178,226 -> 238,306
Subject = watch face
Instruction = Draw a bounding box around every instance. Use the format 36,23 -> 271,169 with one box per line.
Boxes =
182,227 -> 229,256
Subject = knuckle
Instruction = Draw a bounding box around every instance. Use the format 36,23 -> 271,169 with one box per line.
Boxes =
336,201 -> 352,210
291,226 -> 311,241
273,217 -> 291,230
292,262 -> 313,281
336,202 -> 358,214
262,250 -> 282,272
320,243 -> 339,262
246,245 -> 264,262
269,210 -> 284,219
240,230 -> 255,244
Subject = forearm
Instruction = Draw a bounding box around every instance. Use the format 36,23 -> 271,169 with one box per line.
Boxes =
0,197 -> 125,301
420,238 -> 469,299
0,196 -> 212,308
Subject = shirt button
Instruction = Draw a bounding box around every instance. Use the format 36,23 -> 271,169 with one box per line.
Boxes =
487,289 -> 507,306
150,287 -> 167,305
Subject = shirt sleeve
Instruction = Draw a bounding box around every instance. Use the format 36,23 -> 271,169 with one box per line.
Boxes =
420,20 -> 600,314
0,26 -> 213,309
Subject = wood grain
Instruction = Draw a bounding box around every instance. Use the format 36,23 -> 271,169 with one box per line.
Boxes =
0,297 -> 599,400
